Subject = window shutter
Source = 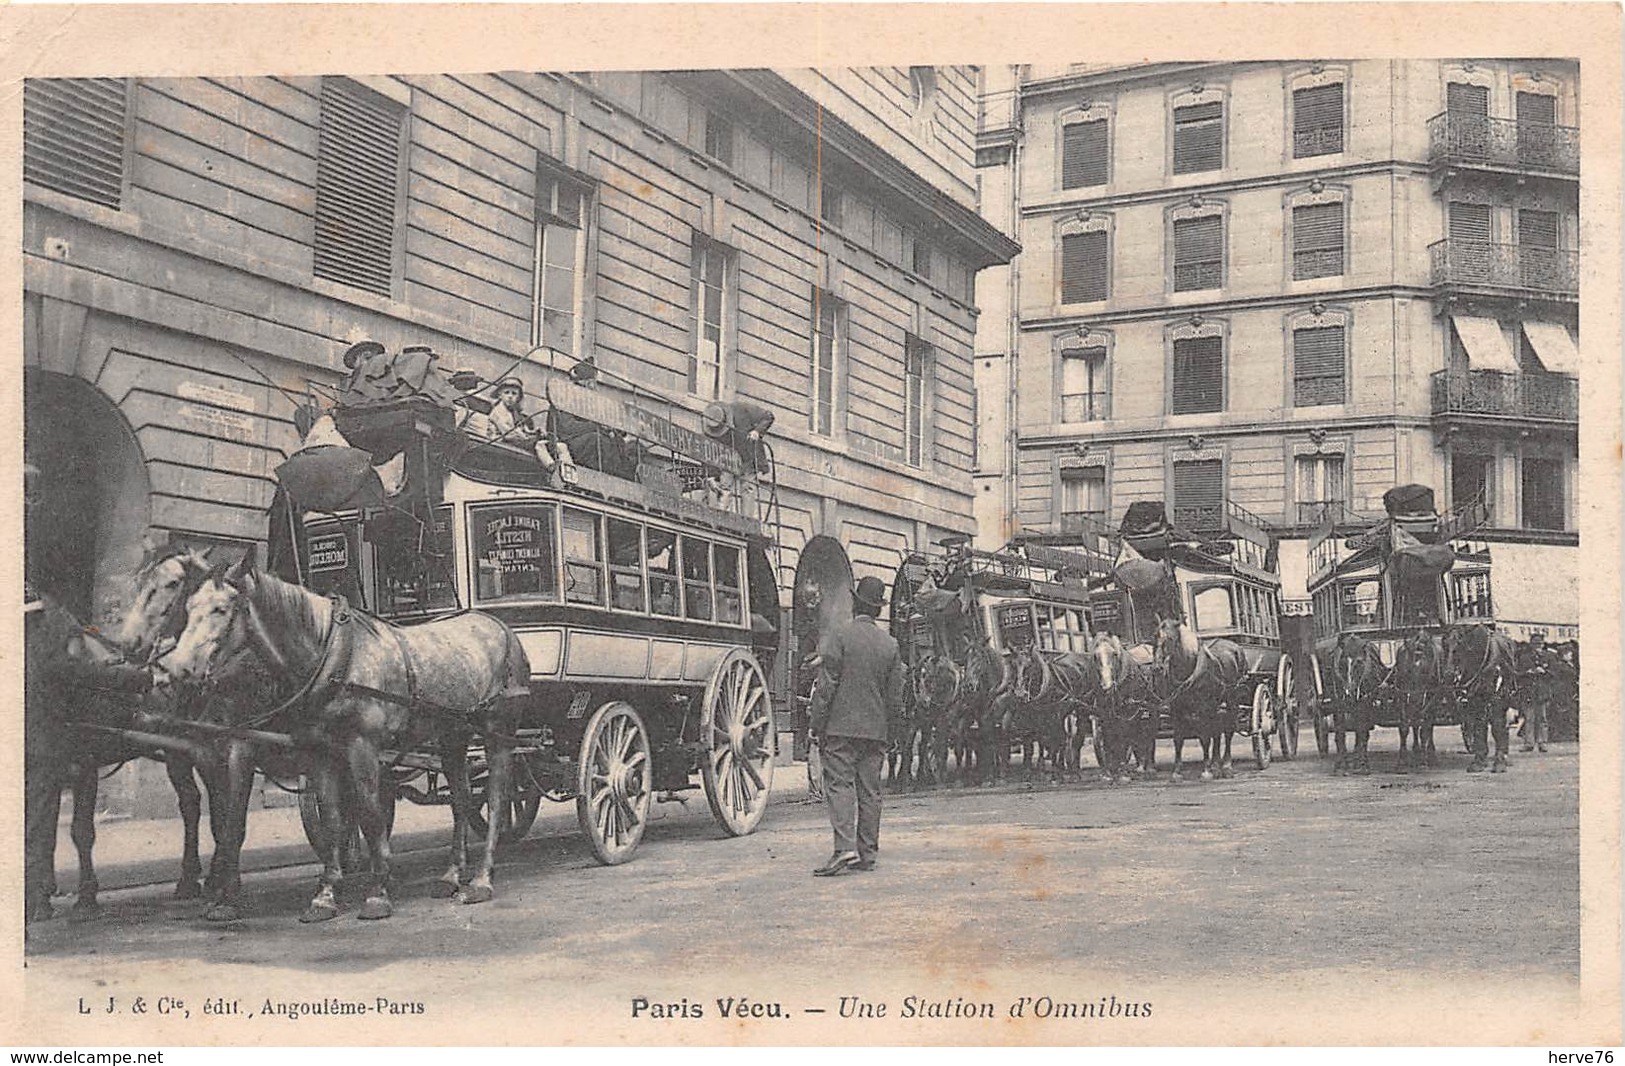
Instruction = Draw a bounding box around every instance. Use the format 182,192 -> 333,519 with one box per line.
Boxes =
23,78 -> 128,209
1174,460 -> 1224,526
1173,215 -> 1223,291
1446,82 -> 1490,115
1292,84 -> 1344,157
1060,346 -> 1108,421
1171,335 -> 1223,414
1292,202 -> 1345,279
314,78 -> 406,298
1516,91 -> 1557,126
1293,326 -> 1346,406
1061,231 -> 1108,303
1518,209 -> 1558,249
1448,201 -> 1492,242
1172,101 -> 1223,174
1061,120 -> 1109,189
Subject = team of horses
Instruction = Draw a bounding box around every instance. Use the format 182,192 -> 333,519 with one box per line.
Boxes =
26,543 -> 530,926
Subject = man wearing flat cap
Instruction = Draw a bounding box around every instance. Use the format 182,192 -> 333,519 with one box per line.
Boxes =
808,574 -> 904,877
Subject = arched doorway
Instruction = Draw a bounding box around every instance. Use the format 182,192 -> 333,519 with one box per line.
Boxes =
24,369 -> 150,625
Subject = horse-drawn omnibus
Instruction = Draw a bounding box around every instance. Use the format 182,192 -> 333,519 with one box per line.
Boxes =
277,345 -> 785,866
1069,500 -> 1300,771
1305,485 -> 1492,763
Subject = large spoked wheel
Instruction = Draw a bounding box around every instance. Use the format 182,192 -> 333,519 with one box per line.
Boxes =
1251,682 -> 1274,770
1310,655 -> 1330,757
469,750 -> 544,845
701,649 -> 775,837
576,702 -> 652,865
1275,656 -> 1299,761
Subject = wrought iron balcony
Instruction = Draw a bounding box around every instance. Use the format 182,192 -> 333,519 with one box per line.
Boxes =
1296,500 -> 1361,527
1058,510 -> 1108,535
1427,112 -> 1579,176
1429,239 -> 1577,298
1430,368 -> 1578,424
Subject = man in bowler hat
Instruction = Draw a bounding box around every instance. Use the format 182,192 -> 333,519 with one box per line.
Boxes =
809,575 -> 904,876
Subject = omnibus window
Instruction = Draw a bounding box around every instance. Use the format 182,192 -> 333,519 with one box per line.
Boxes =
681,537 -> 713,621
714,544 -> 743,625
562,508 -> 605,606
1341,579 -> 1381,627
1064,608 -> 1087,651
471,503 -> 559,603
607,518 -> 645,613
1192,585 -> 1235,631
374,507 -> 459,616
647,528 -> 681,618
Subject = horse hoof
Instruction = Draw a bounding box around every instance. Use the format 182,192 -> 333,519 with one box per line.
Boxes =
297,902 -> 337,924
1170,772 -> 1182,784
460,884 -> 493,905
1199,769 -> 1214,782
25,901 -> 55,924
1466,761 -> 1487,774
429,879 -> 459,899
68,901 -> 102,923
205,903 -> 242,923
357,897 -> 393,921
174,880 -> 203,901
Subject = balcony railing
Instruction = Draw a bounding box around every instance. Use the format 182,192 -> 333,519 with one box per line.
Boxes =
1427,112 -> 1579,176
1429,239 -> 1578,297
1430,368 -> 1578,423
1172,504 -> 1223,533
1058,510 -> 1108,535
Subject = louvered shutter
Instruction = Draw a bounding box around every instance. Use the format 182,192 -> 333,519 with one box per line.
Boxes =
1449,202 -> 1492,242
1293,326 -> 1346,406
1062,120 -> 1109,189
1173,215 -> 1223,291
23,78 -> 128,209
1516,92 -> 1557,126
1519,209 -> 1558,249
1061,231 -> 1108,303
314,78 -> 406,298
1446,82 -> 1490,115
1293,84 -> 1344,157
1172,102 -> 1223,174
1292,203 -> 1345,279
1173,460 -> 1224,530
1171,336 -> 1223,414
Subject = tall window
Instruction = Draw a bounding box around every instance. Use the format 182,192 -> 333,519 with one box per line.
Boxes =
1171,335 -> 1224,414
688,236 -> 731,400
313,77 -> 407,298
810,289 -> 841,436
1449,201 -> 1492,242
704,111 -> 733,167
1060,347 -> 1108,422
23,78 -> 128,209
1448,201 -> 1493,283
1293,84 -> 1345,157
1172,101 -> 1223,174
1515,90 -> 1558,168
533,164 -> 587,355
1061,230 -> 1109,303
1447,82 -> 1490,116
1173,215 -> 1223,291
820,181 -> 841,227
904,334 -> 931,468
1061,119 -> 1109,189
1292,202 -> 1345,280
1173,459 -> 1224,531
1452,451 -> 1493,516
1293,324 -> 1346,406
1522,457 -> 1565,530
1516,90 -> 1557,126
1519,208 -> 1560,290
1295,453 -> 1345,522
1060,468 -> 1106,529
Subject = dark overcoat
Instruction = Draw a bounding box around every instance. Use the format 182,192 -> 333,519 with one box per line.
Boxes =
808,614 -> 904,742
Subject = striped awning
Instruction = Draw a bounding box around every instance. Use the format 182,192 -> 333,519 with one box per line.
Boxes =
1520,321 -> 1580,375
1451,315 -> 1520,373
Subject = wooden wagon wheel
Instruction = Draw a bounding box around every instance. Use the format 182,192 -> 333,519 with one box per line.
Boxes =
1275,654 -> 1299,761
575,701 -> 652,865
1309,654 -> 1330,757
700,648 -> 775,837
469,750 -> 544,845
1250,681 -> 1274,770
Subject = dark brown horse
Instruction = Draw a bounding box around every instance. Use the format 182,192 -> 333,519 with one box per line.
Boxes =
1443,624 -> 1519,773
158,559 -> 530,922
1089,632 -> 1158,784
1327,632 -> 1387,774
1392,630 -> 1446,772
1153,619 -> 1247,781
1004,646 -> 1097,779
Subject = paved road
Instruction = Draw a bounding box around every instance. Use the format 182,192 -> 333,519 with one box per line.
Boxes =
21,731 -> 1584,1045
